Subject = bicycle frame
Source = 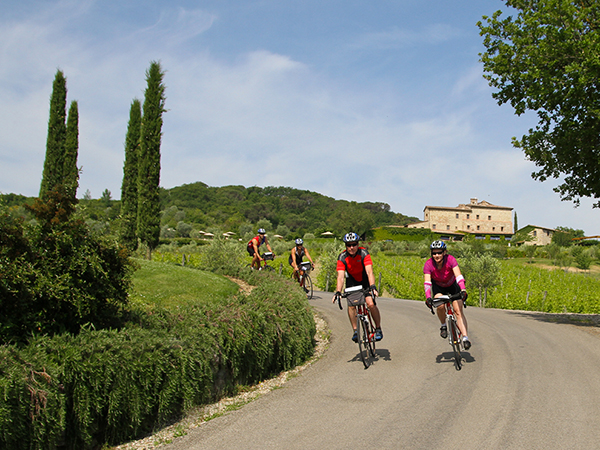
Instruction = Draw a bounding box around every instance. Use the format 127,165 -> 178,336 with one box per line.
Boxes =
433,293 -> 463,370
338,286 -> 377,369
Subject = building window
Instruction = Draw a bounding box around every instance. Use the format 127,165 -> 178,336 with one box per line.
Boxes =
493,227 -> 495,231
488,215 -> 492,220
456,213 -> 459,219
533,230 -> 537,237
467,225 -> 470,230
476,215 -> 480,219
467,214 -> 470,219
432,224 -> 436,230
447,225 -> 450,230
501,227 -> 504,232
477,225 -> 480,230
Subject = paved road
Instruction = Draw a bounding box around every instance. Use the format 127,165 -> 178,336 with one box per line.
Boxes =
162,292 -> 600,450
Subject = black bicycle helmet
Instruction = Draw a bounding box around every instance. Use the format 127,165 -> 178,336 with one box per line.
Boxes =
343,232 -> 360,243
295,238 -> 303,245
257,228 -> 266,235
430,240 -> 446,251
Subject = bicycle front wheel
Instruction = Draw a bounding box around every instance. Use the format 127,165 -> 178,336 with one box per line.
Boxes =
356,313 -> 371,369
448,318 -> 462,371
364,313 -> 376,358
304,273 -> 313,299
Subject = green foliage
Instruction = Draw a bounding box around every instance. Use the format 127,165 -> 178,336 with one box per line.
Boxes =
158,182 -> 418,238
572,246 -> 593,271
370,226 -> 435,242
460,252 -> 501,307
138,61 -> 166,257
552,226 -> 585,247
40,70 -> 68,198
120,99 -> 142,250
63,100 -> 80,199
315,241 -> 343,292
377,254 -> 600,313
479,2 -> 600,206
0,257 -> 315,449
0,191 -> 133,344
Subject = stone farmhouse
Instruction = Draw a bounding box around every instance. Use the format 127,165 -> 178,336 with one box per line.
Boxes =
517,225 -> 555,246
407,198 -> 513,240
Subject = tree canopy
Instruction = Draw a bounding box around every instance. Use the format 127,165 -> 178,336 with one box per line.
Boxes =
478,1 -> 600,207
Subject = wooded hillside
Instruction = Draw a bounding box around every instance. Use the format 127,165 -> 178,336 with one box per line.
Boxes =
1,182 -> 419,240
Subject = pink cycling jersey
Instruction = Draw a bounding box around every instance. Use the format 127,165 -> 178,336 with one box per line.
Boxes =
423,254 -> 458,288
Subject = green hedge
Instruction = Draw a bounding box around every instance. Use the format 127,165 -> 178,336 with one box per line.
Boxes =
0,272 -> 315,449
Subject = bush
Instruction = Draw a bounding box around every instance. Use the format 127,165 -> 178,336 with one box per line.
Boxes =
0,191 -> 133,344
0,271 -> 315,450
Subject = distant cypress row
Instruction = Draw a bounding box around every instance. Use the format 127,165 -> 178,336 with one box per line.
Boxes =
63,100 -> 80,198
137,62 -> 166,259
39,70 -> 79,202
120,99 -> 142,250
40,70 -> 68,198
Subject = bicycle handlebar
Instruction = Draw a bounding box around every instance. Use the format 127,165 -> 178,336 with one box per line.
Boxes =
335,287 -> 377,310
430,291 -> 466,309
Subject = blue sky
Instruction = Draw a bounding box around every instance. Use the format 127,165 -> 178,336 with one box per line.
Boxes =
1,0 -> 598,235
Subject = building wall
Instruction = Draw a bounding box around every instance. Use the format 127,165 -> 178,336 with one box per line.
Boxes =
523,227 -> 554,246
407,198 -> 513,236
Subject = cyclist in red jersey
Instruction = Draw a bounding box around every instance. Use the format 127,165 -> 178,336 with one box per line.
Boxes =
247,228 -> 274,270
332,232 -> 383,342
423,240 -> 471,349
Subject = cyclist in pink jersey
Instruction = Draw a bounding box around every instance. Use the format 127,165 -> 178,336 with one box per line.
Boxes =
423,240 -> 471,349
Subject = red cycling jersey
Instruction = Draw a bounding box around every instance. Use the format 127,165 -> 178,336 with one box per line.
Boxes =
336,247 -> 372,285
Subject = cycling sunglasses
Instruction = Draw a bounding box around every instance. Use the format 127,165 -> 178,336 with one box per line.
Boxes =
431,250 -> 444,255
345,242 -> 358,248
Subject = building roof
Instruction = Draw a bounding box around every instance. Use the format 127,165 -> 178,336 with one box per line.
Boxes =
424,198 -> 513,212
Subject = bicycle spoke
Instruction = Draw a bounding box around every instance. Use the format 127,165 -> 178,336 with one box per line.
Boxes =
305,274 -> 313,299
357,313 -> 370,368
449,319 -> 462,370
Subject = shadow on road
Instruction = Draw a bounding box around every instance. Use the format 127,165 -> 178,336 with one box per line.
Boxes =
436,351 -> 475,366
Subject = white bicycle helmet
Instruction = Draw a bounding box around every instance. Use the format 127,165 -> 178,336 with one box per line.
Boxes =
430,240 -> 446,251
343,232 -> 360,243
257,228 -> 266,235
295,238 -> 303,245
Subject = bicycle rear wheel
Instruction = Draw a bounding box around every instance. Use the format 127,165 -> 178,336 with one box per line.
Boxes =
356,313 -> 371,369
304,274 -> 313,299
448,318 -> 462,370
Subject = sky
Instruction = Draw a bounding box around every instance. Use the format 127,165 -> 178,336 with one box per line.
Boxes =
1,0 -> 598,235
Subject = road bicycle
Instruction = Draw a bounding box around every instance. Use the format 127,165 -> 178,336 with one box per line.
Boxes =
429,292 -> 466,371
247,252 -> 276,271
336,286 -> 377,369
291,261 -> 313,299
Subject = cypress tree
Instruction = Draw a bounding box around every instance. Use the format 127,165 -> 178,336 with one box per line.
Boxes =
120,99 -> 142,250
40,70 -> 67,198
63,100 -> 80,199
137,62 -> 166,259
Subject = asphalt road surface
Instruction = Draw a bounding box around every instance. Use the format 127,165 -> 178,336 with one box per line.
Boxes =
161,292 -> 600,450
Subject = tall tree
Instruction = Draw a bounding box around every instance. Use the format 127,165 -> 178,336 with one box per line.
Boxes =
40,70 -> 67,198
513,211 -> 518,233
120,99 -> 142,250
63,100 -> 80,199
478,1 -> 600,207
137,62 -> 166,259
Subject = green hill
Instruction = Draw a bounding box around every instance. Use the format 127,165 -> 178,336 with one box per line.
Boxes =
1,182 -> 418,240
